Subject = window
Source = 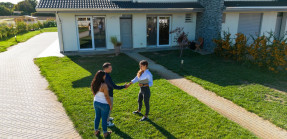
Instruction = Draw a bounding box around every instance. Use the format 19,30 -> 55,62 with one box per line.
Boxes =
185,14 -> 193,23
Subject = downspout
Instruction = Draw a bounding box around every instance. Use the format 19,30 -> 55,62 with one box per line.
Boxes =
56,11 -> 65,54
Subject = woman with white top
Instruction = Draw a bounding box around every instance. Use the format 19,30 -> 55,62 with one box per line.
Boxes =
127,60 -> 153,121
91,70 -> 112,137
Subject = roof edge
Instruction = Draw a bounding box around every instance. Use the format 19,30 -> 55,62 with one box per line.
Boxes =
36,8 -> 204,13
225,6 -> 287,12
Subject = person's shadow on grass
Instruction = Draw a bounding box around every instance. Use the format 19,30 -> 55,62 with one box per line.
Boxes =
146,119 -> 177,139
109,126 -> 132,139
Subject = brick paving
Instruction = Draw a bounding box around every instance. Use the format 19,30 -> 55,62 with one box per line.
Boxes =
125,52 -> 287,139
0,33 -> 80,138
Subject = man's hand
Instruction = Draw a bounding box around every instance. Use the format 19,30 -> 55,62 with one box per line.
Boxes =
124,83 -> 129,88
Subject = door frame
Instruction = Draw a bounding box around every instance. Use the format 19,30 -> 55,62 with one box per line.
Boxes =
92,16 -> 107,49
157,16 -> 171,47
76,16 -> 95,50
76,15 -> 107,51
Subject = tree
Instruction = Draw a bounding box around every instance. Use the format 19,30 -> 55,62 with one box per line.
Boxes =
0,2 -> 14,15
14,0 -> 37,15
0,5 -> 11,16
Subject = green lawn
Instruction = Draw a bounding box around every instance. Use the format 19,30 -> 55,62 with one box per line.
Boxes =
34,54 -> 257,139
0,27 -> 57,52
141,50 -> 287,130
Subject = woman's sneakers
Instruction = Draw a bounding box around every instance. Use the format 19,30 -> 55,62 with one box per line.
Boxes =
94,130 -> 100,137
132,110 -> 141,115
140,116 -> 148,121
104,131 -> 112,138
109,117 -> 114,121
107,121 -> 115,127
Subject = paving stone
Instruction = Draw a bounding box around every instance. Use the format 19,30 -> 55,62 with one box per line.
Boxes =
0,33 -> 81,138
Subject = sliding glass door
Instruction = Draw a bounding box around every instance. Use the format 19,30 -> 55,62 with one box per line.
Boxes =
93,16 -> 106,48
77,16 -> 106,50
147,16 -> 171,47
77,17 -> 93,49
147,17 -> 157,46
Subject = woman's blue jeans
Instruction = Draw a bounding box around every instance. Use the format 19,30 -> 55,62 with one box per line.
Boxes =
93,101 -> 110,134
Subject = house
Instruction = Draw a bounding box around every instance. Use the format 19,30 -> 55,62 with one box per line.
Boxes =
36,0 -> 203,53
222,0 -> 287,41
36,0 -> 287,53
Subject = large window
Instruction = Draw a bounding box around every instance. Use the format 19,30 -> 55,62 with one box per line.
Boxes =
93,17 -> 106,48
147,16 -> 171,46
77,17 -> 93,49
77,16 -> 106,50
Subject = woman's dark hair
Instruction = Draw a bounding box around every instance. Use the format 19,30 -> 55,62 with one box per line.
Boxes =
91,70 -> 106,95
137,60 -> 148,77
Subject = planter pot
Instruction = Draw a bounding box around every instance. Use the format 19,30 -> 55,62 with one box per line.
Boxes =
115,46 -> 121,56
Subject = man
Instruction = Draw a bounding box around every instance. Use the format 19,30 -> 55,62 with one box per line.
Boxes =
102,62 -> 127,127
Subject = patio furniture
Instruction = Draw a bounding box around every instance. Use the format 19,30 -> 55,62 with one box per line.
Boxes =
195,37 -> 204,52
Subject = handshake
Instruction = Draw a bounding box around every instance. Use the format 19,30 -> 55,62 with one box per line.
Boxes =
124,82 -> 132,89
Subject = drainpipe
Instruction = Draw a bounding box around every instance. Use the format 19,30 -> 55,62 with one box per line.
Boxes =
56,11 -> 65,54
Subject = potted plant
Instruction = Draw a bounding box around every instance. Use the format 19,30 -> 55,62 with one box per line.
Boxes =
110,36 -> 122,56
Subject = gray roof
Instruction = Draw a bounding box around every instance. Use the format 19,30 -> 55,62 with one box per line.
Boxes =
225,1 -> 287,7
36,0 -> 203,9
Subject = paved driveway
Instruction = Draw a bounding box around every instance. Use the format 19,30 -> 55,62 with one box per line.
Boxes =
0,33 -> 80,138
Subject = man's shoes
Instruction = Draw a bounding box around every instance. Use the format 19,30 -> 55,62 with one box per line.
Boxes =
109,117 -> 114,121
133,111 -> 141,114
107,121 -> 115,127
140,116 -> 148,121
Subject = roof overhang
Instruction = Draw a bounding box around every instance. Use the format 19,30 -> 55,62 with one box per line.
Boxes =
225,6 -> 287,12
36,8 -> 204,13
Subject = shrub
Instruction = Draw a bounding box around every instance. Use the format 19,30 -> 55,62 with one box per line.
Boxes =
214,31 -> 287,72
33,23 -> 39,30
43,18 -> 57,28
37,21 -> 44,28
214,31 -> 233,59
16,21 -> 28,34
0,23 -> 16,40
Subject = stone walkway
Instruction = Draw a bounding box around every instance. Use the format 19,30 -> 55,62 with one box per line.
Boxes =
0,33 -> 80,138
125,52 -> 287,139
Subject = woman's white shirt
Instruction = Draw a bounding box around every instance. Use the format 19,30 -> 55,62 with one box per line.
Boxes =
94,91 -> 108,104
131,69 -> 153,86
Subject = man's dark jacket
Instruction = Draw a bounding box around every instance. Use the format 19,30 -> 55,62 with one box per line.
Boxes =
105,73 -> 125,97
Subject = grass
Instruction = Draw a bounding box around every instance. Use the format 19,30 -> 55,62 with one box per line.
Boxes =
0,27 -> 57,52
140,50 -> 287,130
34,54 -> 257,139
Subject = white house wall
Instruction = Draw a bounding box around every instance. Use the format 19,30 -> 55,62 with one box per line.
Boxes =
57,13 -> 78,51
222,12 -> 239,38
132,13 -> 147,48
260,12 -> 277,36
222,12 -> 279,39
58,12 -> 197,51
171,13 -> 197,46
57,13 -> 121,51
281,13 -> 287,38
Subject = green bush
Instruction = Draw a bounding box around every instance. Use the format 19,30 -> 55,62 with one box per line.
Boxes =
43,19 -> 57,28
32,23 -> 39,30
37,21 -> 44,29
214,31 -> 287,72
0,23 -> 16,40
16,21 -> 28,34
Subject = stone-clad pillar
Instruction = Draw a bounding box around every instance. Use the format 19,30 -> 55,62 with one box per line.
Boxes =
196,0 -> 224,52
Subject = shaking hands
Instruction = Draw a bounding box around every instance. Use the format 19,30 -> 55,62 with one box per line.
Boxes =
124,82 -> 132,89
